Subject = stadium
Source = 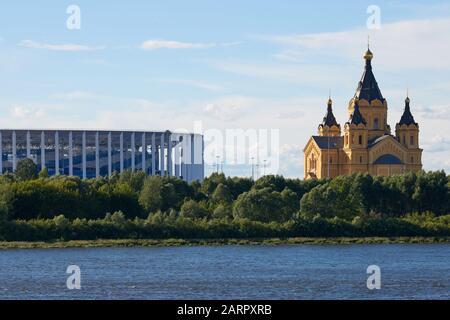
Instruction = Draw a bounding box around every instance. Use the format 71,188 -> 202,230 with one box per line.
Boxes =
0,129 -> 204,182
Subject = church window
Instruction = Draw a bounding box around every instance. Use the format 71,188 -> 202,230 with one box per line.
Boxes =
360,156 -> 363,163
310,154 -> 316,171
411,156 -> 414,163
358,135 -> 363,145
374,118 -> 379,129
403,135 -> 406,144
410,135 -> 414,145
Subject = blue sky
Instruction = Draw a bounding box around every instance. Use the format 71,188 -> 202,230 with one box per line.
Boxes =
1,0 -> 450,177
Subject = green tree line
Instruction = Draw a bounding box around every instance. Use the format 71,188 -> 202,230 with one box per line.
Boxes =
0,158 -> 448,241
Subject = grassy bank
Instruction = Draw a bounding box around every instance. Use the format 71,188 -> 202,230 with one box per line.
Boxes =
1,236 -> 449,249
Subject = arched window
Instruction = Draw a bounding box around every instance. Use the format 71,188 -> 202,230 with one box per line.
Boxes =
374,118 -> 379,129
410,135 -> 414,145
310,153 -> 316,171
411,156 -> 414,163
360,156 -> 363,163
358,135 -> 363,145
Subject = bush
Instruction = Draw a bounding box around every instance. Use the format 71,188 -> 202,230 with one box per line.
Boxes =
233,188 -> 294,223
180,200 -> 209,220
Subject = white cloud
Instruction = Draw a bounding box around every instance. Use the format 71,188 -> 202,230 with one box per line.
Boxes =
214,60 -> 348,85
158,79 -> 225,92
140,39 -> 215,50
203,96 -> 254,121
260,18 -> 450,70
79,59 -> 111,66
139,39 -> 239,50
10,105 -> 45,119
49,91 -> 102,100
422,135 -> 450,153
416,105 -> 450,120
278,144 -> 304,177
276,110 -> 305,119
19,40 -> 104,51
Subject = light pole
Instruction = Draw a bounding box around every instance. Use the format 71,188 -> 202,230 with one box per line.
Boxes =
250,157 -> 254,180
255,163 -> 260,180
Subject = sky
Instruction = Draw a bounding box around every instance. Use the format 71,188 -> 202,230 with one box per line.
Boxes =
1,0 -> 450,177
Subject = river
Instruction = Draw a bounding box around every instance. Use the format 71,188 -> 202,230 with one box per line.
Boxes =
0,244 -> 448,299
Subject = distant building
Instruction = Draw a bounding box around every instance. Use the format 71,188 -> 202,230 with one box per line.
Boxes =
303,47 -> 422,179
0,129 -> 204,182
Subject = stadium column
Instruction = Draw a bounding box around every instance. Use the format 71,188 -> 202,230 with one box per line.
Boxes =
108,132 -> 112,176
131,132 -> 135,172
40,131 -> 45,171
12,130 -> 16,172
141,132 -> 146,174
174,135 -> 179,177
160,132 -> 165,175
119,132 -> 124,173
26,131 -> 31,158
0,131 -> 2,174
180,134 -> 184,180
55,131 -> 59,175
95,131 -> 100,177
151,133 -> 156,175
69,131 -> 73,176
167,133 -> 173,176
190,134 -> 195,182
82,131 -> 87,179
181,133 -> 190,182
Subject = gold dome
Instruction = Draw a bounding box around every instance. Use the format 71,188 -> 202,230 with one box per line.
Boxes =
364,48 -> 373,61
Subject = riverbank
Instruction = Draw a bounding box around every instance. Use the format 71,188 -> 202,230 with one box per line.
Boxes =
1,236 -> 449,249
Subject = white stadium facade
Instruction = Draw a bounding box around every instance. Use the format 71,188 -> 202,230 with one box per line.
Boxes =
0,129 -> 204,182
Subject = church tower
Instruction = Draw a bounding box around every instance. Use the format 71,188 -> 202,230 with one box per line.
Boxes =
318,97 -> 341,137
348,46 -> 390,140
343,99 -> 369,169
395,95 -> 422,169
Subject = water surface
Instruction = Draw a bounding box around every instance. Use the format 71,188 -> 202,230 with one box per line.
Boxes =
0,244 -> 448,299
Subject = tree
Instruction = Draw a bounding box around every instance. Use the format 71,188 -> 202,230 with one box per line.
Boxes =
253,175 -> 287,192
300,175 -> 365,220
0,201 -> 8,223
39,167 -> 49,179
109,183 -> 142,218
139,176 -> 192,214
16,158 -> 38,181
180,200 -> 209,219
138,176 -> 163,213
212,183 -> 233,204
212,204 -> 233,219
233,187 -> 293,223
200,173 -> 227,195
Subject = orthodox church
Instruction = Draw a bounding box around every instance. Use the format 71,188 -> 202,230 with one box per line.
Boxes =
303,47 -> 422,179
